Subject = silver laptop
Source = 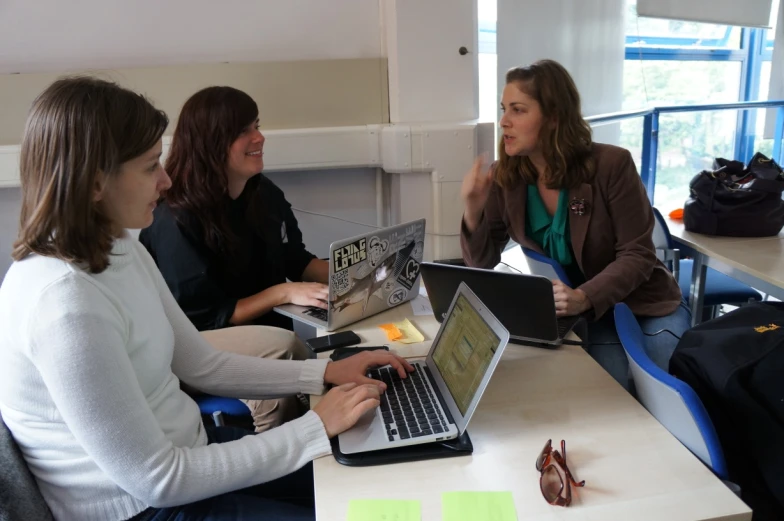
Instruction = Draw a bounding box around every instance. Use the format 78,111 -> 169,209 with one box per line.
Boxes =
274,219 -> 426,331
338,282 -> 510,454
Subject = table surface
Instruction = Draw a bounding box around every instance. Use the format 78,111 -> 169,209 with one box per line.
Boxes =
667,216 -> 784,290
310,299 -> 751,521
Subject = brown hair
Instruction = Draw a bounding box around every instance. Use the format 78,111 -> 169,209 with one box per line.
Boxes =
163,86 -> 259,254
495,59 -> 594,190
13,76 -> 168,273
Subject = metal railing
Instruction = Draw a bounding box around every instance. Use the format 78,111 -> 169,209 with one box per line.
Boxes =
585,100 -> 784,202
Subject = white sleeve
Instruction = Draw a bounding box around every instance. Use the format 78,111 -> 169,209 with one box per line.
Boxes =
28,275 -> 331,508
135,242 -> 331,399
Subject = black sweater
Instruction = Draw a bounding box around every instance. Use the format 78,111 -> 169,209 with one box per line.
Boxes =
139,174 -> 316,331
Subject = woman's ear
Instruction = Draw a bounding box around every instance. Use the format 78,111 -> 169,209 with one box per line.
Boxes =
92,171 -> 107,202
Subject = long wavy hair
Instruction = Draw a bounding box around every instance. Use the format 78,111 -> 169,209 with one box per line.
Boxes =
495,60 -> 594,190
163,86 -> 259,253
13,77 -> 168,273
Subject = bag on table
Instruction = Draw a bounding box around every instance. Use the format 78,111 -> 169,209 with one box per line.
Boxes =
683,152 -> 784,237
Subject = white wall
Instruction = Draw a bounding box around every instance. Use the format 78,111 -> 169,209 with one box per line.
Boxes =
0,0 -> 383,74
0,0 -> 388,280
266,169 -> 380,259
385,0 -> 478,122
0,188 -> 20,277
497,0 -> 625,144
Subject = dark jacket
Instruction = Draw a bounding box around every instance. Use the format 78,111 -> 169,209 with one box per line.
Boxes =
139,174 -> 315,331
460,143 -> 681,320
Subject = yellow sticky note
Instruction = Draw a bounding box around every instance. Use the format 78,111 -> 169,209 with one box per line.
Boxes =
378,323 -> 403,341
393,318 -> 425,344
442,491 -> 517,521
346,499 -> 421,521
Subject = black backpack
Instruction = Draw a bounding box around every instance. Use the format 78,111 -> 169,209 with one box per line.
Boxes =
669,302 -> 784,520
683,153 -> 784,237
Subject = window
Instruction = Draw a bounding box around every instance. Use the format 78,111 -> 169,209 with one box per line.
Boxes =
622,0 -> 778,208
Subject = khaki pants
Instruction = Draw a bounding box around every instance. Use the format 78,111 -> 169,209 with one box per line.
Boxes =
200,326 -> 311,433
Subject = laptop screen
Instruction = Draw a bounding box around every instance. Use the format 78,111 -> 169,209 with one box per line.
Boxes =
431,293 -> 501,416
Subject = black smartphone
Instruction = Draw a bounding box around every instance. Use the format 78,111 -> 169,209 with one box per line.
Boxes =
305,331 -> 362,353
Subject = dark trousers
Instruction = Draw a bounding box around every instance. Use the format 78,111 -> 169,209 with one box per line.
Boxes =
129,426 -> 315,521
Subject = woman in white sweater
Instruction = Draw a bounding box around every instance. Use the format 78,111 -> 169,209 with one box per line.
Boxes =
0,77 -> 412,521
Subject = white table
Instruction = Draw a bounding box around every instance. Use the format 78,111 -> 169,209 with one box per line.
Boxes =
667,217 -> 784,324
310,300 -> 751,521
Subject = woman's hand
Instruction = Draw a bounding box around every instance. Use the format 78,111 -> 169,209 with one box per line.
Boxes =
552,280 -> 592,317
460,154 -> 494,232
312,383 -> 381,438
283,282 -> 329,309
323,350 -> 414,390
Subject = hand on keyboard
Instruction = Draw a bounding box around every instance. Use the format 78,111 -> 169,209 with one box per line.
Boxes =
282,282 -> 329,309
324,350 -> 414,390
313,383 -> 382,438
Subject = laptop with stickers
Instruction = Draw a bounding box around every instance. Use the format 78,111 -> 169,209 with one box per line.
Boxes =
274,219 -> 426,331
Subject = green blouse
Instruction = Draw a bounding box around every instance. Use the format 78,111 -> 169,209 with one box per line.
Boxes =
525,185 -> 585,286
525,185 -> 573,265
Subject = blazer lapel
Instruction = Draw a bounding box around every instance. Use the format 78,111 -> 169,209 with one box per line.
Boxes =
568,183 -> 593,268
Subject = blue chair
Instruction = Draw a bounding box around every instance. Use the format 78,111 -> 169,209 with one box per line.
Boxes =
652,208 -> 761,319
194,395 -> 251,427
614,303 -> 729,480
521,247 -> 571,286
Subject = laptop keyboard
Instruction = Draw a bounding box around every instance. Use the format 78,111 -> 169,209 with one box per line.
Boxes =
370,364 -> 449,442
303,307 -> 328,321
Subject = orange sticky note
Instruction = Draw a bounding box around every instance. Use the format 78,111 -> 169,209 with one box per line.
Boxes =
379,323 -> 403,341
669,208 -> 684,220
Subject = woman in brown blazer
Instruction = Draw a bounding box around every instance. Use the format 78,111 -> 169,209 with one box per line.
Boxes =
460,59 -> 689,392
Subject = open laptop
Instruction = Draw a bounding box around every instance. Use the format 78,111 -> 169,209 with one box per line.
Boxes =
420,262 -> 580,347
274,219 -> 425,331
338,281 -> 510,454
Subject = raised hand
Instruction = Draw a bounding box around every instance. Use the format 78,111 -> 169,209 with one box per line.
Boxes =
460,154 -> 494,232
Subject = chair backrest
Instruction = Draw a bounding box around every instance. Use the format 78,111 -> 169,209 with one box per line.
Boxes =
651,208 -> 680,278
0,410 -> 54,521
613,303 -> 728,480
521,247 -> 571,286
651,207 -> 675,251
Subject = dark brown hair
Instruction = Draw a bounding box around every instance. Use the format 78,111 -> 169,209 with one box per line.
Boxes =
163,86 -> 259,253
13,76 -> 168,273
495,59 -> 594,190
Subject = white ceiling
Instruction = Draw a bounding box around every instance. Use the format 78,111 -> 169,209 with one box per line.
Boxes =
0,0 -> 383,74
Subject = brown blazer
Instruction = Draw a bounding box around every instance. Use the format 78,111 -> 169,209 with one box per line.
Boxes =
460,143 -> 682,320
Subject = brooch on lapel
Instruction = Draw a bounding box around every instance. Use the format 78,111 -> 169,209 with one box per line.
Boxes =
569,198 -> 587,216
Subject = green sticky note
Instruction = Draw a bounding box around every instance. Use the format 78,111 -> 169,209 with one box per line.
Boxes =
442,491 -> 517,521
346,499 -> 421,521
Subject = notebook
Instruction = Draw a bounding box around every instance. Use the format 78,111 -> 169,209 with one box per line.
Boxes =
421,262 -> 580,347
274,219 -> 425,331
338,282 -> 509,454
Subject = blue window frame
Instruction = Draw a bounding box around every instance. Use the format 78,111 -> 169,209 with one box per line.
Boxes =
625,24 -> 774,163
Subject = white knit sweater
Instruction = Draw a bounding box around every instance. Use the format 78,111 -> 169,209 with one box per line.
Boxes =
0,234 -> 332,521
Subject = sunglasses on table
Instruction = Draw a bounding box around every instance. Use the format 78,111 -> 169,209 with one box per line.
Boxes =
535,439 -> 585,506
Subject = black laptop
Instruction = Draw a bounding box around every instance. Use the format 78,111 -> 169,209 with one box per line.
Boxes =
420,262 -> 581,347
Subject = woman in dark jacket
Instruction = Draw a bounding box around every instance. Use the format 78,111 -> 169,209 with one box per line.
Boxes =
140,86 -> 330,430
460,60 -> 689,392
